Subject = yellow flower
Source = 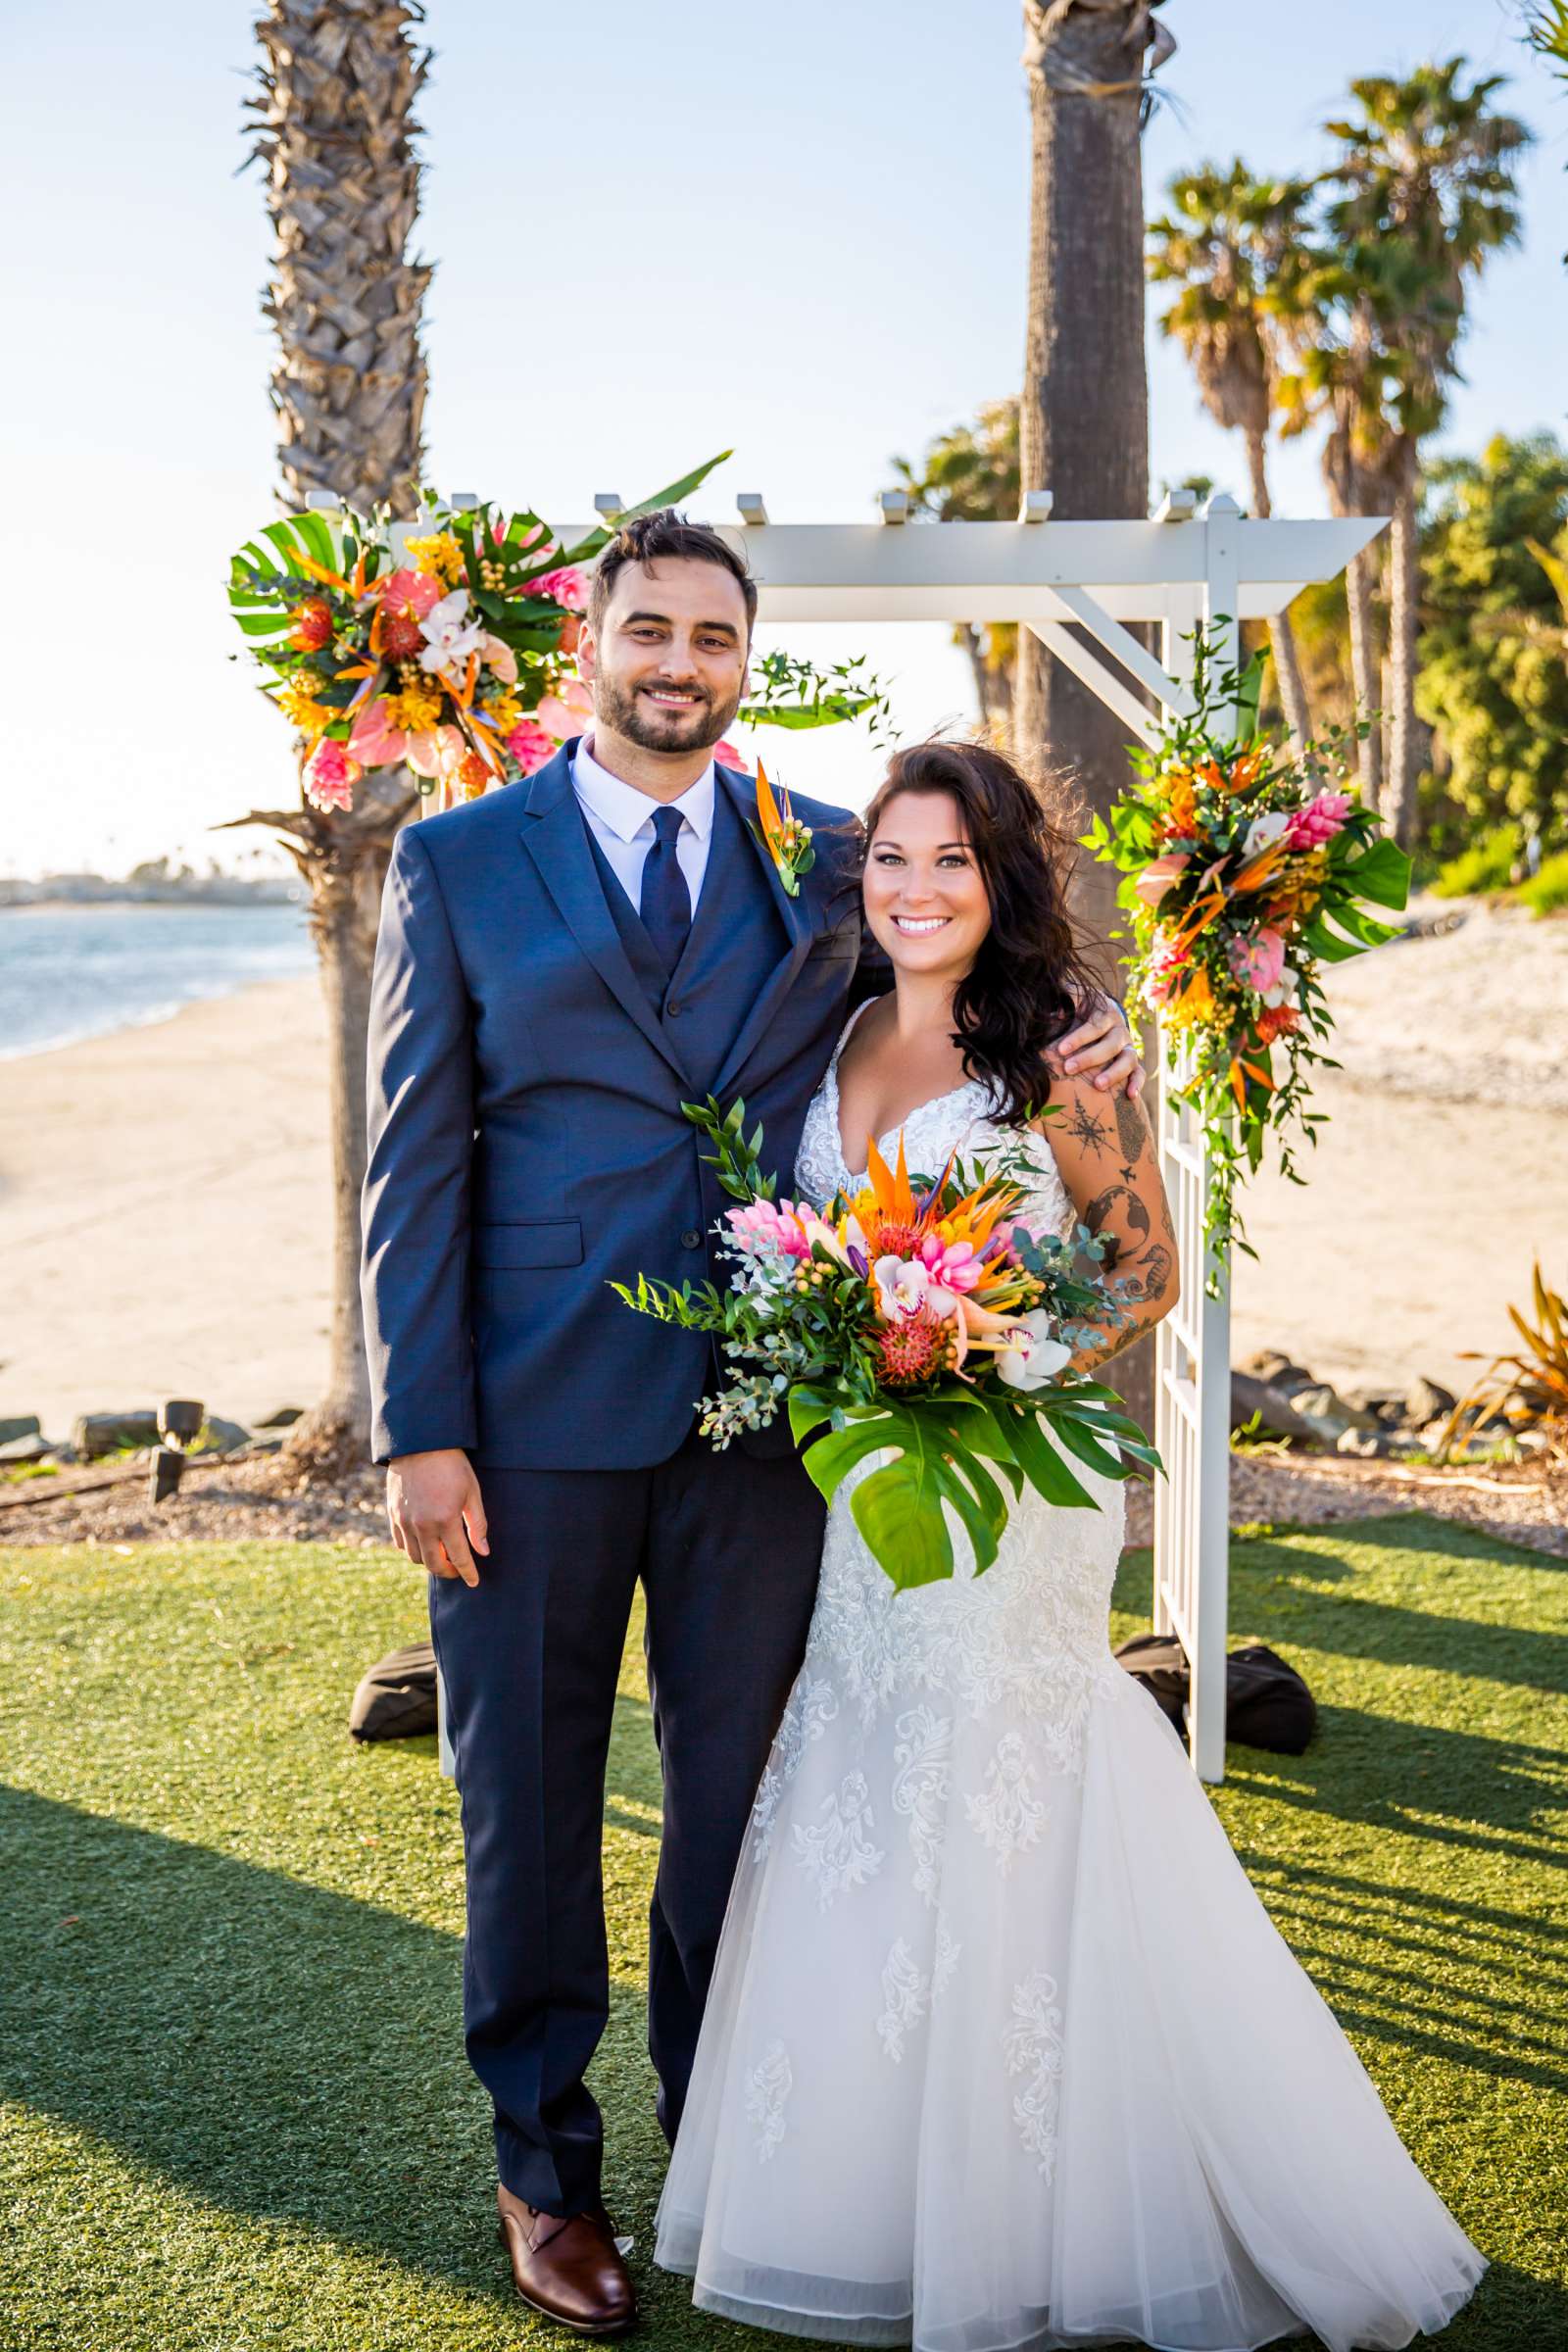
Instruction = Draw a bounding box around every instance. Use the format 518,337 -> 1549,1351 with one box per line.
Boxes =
384,679 -> 444,732
404,531 -> 466,586
482,689 -> 522,734
275,676 -> 336,730
1163,966 -> 1217,1028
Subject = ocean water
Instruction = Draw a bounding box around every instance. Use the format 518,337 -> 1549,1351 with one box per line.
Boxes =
0,903 -> 317,1060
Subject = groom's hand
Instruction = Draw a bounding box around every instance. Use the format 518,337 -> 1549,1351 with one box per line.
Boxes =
386,1449 -> 490,1587
1047,993 -> 1146,1099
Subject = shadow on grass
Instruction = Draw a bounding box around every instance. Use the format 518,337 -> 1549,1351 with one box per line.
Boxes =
0,1779 -> 665,2301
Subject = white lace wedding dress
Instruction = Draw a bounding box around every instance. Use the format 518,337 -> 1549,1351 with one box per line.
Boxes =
655,1008 -> 1485,2352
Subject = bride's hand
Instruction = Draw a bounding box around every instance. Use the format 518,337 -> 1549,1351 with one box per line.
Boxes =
386,1448 -> 490,1587
1046,993 -> 1145,1098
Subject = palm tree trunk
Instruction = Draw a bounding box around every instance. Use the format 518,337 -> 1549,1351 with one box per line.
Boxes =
1385,444 -> 1422,848
1018,0 -> 1154,962
1244,428 -> 1312,747
1019,0 -> 1166,1446
1344,541 -> 1384,812
242,0 -> 434,1473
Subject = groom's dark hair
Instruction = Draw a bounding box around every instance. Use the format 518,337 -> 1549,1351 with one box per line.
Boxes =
587,510 -> 758,640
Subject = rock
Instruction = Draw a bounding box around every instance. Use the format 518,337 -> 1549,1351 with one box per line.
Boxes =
254,1405 -> 306,1429
1335,1428 -> 1388,1457
74,1411 -> 161,1459
1288,1383 -> 1383,1446
1338,1384 -> 1409,1425
0,1415 -> 42,1446
1237,1349 -> 1318,1398
1404,1375 -> 1458,1425
0,1431 -> 51,1463
1231,1370 -> 1322,1445
189,1416 -> 253,1455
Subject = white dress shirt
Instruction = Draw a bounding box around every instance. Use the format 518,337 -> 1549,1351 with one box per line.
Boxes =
571,735 -> 715,914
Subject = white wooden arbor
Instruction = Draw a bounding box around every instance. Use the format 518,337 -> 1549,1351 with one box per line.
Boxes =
350,488 -> 1384,1785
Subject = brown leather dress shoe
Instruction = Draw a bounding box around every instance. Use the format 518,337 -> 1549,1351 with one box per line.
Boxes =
496,2183 -> 637,2336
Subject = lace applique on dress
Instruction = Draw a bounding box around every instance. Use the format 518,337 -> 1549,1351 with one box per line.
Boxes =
746,2041 -> 793,2163
790,1769 -> 885,1907
1004,1969 -> 1066,2183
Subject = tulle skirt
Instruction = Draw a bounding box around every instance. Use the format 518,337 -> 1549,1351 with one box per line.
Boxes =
656,1667 -> 1485,2352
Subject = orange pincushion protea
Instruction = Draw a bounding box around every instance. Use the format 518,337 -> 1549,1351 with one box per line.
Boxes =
877,1308 -> 960,1390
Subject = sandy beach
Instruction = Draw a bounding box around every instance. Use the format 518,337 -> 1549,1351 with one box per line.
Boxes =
2,905 -> 1565,1443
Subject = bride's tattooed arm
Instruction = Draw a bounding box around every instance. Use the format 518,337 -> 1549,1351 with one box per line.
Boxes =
1032,1076 -> 1181,1372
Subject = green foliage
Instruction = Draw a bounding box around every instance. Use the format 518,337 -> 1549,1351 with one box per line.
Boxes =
1417,433 -> 1568,845
739,649 -> 893,742
1522,847 -> 1568,916
1430,822 -> 1523,898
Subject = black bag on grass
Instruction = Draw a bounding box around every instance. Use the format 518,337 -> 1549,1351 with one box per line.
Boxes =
1113,1633 -> 1316,1754
349,1641 -> 439,1741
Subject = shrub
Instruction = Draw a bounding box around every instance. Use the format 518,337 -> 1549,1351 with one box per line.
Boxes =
1521,847 -> 1568,916
1431,823 -> 1521,898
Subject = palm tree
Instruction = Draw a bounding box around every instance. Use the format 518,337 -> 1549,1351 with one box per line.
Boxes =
1283,64 -> 1529,845
1018,0 -> 1174,1452
889,401 -> 1021,731
1147,162 -> 1317,746
233,0 -> 434,1473
1017,0 -> 1175,956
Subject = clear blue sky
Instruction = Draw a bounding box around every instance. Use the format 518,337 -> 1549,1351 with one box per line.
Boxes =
5,0 -> 1564,875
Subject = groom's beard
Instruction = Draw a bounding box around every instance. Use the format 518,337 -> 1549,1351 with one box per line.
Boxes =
593,670 -> 742,756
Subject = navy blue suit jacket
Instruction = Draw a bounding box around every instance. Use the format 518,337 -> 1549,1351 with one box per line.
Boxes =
361,742 -> 864,1469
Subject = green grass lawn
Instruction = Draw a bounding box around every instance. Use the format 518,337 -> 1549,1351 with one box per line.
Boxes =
1,1512 -> 1564,2352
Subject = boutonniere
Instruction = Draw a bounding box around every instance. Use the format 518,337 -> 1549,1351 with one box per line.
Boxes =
751,760 -> 815,898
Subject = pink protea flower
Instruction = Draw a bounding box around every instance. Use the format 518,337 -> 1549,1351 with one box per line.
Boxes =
524,565 -> 589,612
1286,789 -> 1353,851
506,716 -> 559,775
303,738 -> 362,813
877,1307 -> 956,1391
1227,926 -> 1286,995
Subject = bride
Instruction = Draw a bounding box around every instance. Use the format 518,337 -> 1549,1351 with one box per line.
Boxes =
655,739 -> 1485,2352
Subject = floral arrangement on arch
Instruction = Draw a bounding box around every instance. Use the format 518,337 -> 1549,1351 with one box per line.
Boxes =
1083,631 -> 1410,1285
227,454 -> 892,815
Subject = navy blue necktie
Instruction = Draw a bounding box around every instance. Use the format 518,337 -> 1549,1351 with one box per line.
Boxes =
639,805 -> 692,979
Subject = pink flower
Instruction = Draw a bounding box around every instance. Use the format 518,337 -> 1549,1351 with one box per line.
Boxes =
1285,789 -> 1353,851
373,567 -> 442,619
524,565 -> 589,612
915,1234 -> 982,1293
480,632 -> 518,684
533,680 -> 595,741
347,697 -> 403,768
713,739 -> 752,773
1133,850 -> 1192,909
1227,926 -> 1286,995
303,738 -> 362,813
1143,933 -> 1190,1007
506,716 -> 559,775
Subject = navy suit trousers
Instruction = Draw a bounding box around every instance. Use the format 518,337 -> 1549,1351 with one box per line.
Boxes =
428,1423 -> 826,2214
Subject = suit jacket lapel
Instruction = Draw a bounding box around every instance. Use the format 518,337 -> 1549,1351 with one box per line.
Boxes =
517,743 -> 692,1084
708,764 -> 824,1103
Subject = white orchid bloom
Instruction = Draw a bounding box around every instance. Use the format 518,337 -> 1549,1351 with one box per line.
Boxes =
873,1254 -> 929,1321
1261,962 -> 1301,1010
418,588 -> 487,675
996,1311 -> 1072,1392
1243,808 -> 1293,857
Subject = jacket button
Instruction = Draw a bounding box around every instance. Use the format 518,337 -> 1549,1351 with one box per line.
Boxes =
666,997 -> 682,1016
681,1229 -> 703,1250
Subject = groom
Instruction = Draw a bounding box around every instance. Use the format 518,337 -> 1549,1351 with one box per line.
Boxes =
361,510 -> 1140,2334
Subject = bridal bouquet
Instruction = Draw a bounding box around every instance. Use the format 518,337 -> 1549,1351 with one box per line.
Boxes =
1082,631 -> 1410,1283
612,1103 -> 1157,1592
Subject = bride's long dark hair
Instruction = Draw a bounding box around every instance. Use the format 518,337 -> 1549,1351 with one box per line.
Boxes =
858,739 -> 1106,1125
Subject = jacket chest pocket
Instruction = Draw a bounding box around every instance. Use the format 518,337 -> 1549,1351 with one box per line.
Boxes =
472,1217 -> 584,1269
